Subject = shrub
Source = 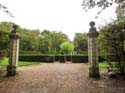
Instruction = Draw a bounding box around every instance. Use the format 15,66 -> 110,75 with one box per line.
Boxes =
19,54 -> 106,63
0,50 -> 7,58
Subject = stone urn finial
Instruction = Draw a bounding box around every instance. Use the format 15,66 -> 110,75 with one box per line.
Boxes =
88,21 -> 99,37
12,24 -> 18,33
89,21 -> 95,27
9,24 -> 19,39
13,24 -> 18,30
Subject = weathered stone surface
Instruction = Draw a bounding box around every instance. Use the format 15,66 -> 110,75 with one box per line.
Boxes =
9,25 -> 19,39
87,31 -> 99,37
7,25 -> 19,76
88,21 -> 99,38
88,21 -> 100,78
89,66 -> 100,78
7,66 -> 17,76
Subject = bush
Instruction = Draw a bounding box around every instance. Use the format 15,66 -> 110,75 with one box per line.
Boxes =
0,50 -> 7,64
0,50 -> 7,58
19,50 -> 41,54
19,55 -> 54,63
72,55 -> 88,63
19,54 -> 106,63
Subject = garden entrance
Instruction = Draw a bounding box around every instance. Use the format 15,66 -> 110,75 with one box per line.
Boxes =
7,21 -> 100,78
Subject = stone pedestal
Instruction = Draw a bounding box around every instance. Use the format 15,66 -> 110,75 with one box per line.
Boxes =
88,21 -> 100,78
7,25 -> 19,76
7,65 -> 17,76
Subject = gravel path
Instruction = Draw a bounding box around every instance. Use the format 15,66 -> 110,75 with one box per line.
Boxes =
0,63 -> 125,93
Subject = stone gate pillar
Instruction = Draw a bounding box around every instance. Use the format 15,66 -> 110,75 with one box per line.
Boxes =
7,25 -> 19,76
87,21 -> 100,78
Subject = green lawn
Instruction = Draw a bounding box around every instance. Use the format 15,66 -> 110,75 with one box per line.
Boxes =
0,58 -> 109,68
0,58 -> 41,67
99,62 -> 109,68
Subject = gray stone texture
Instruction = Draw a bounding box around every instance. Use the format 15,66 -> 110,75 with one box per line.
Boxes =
88,21 -> 100,78
7,25 -> 19,76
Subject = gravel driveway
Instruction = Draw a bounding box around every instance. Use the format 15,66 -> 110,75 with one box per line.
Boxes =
0,63 -> 125,93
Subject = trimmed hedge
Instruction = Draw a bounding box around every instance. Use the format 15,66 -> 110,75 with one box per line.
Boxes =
72,55 -> 88,63
19,55 -> 54,63
19,54 -> 106,63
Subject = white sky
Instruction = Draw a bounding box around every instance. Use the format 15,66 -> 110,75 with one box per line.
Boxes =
0,0 -> 117,41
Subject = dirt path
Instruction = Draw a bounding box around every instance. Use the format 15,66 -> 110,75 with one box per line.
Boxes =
0,63 -> 125,93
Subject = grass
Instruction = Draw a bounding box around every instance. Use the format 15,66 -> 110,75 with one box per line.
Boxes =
99,62 -> 109,68
0,58 -> 40,67
0,58 -> 109,68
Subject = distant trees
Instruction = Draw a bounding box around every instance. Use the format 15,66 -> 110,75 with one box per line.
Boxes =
38,30 -> 52,53
50,31 -> 69,53
73,33 -> 88,54
19,28 -> 40,52
38,30 -> 69,54
0,21 -> 70,55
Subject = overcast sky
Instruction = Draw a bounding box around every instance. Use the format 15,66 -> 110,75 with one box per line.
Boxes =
0,0 -> 117,40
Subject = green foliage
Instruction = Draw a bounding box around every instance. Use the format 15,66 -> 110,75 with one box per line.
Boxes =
0,58 -> 40,67
19,50 -> 41,55
39,30 -> 52,53
60,41 -> 74,54
50,31 -> 70,53
0,22 -> 14,57
18,62 -> 40,67
19,28 -> 40,51
0,21 -> 70,54
99,62 -> 109,68
19,54 -> 89,63
0,22 -> 13,50
39,30 -> 69,54
73,33 -> 88,53
19,54 -> 54,56
0,50 -> 7,58
0,21 -> 88,55
98,20 -> 125,74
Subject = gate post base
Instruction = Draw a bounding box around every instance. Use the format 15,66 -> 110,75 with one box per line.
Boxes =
89,67 -> 100,78
7,65 -> 17,76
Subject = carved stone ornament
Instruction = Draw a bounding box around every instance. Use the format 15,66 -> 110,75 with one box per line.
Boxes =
9,24 -> 19,39
88,21 -> 99,38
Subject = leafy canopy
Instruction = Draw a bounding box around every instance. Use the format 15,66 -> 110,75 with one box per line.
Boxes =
60,42 -> 74,53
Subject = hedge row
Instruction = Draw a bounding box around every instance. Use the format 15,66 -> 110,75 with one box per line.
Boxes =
19,55 -> 106,63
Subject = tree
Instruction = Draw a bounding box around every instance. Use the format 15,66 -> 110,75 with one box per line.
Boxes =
0,22 -> 14,57
60,41 -> 74,54
73,33 -> 88,54
0,3 -> 14,17
38,30 -> 70,54
0,21 -> 71,54
98,21 -> 125,74
18,28 -> 40,52
50,31 -> 70,53
82,0 -> 124,18
60,41 -> 74,62
38,30 -> 52,53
